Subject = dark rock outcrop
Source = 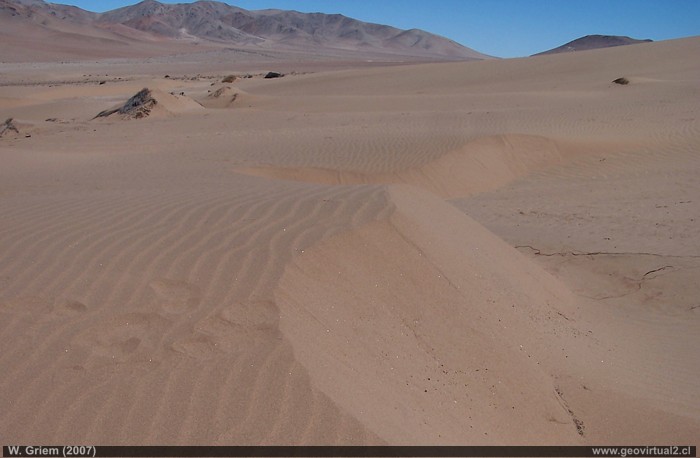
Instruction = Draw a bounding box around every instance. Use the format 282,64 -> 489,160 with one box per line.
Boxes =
95,88 -> 157,119
0,117 -> 20,137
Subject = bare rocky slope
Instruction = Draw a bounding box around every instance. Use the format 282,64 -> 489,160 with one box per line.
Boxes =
0,0 -> 490,60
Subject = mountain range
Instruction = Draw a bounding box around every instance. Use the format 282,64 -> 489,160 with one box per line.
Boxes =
0,1 -> 658,63
0,0 -> 490,61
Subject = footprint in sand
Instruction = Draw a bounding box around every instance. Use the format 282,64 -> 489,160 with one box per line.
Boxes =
148,278 -> 201,314
0,296 -> 53,315
72,312 -> 170,367
172,300 -> 280,359
0,296 -> 88,318
171,333 -> 225,360
216,299 -> 280,332
54,298 -> 89,316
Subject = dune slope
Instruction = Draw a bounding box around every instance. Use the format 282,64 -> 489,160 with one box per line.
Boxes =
277,185 -> 587,444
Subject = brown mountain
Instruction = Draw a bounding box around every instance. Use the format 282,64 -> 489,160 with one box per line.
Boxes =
0,0 -> 160,61
1,0 -> 98,26
0,0 -> 490,61
534,34 -> 653,56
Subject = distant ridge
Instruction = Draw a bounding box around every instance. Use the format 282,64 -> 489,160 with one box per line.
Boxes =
534,34 -> 653,56
0,0 -> 490,61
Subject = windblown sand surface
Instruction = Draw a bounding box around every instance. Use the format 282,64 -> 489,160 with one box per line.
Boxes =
1,37 -> 699,445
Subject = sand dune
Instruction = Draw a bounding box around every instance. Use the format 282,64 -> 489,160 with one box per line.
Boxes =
235,134 -> 570,198
1,35 -> 699,445
277,185 -> 584,444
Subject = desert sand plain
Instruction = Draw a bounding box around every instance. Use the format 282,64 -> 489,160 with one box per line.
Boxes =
1,35 -> 699,446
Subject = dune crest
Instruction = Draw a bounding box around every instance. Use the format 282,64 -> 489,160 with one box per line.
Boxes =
235,134 -> 569,198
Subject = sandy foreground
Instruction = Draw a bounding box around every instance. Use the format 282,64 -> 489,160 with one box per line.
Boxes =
1,36 -> 699,445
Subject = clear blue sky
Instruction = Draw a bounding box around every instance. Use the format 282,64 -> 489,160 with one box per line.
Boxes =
61,0 -> 700,57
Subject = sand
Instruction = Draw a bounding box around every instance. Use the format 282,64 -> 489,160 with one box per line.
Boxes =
1,36 -> 699,445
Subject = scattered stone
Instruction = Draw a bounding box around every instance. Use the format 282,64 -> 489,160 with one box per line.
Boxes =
612,77 -> 629,85
202,86 -> 239,108
264,71 -> 283,79
210,87 -> 230,98
164,75 -> 170,79
222,74 -> 237,83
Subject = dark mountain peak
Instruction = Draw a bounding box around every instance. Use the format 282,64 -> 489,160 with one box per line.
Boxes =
535,34 -> 653,56
577,34 -> 653,45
